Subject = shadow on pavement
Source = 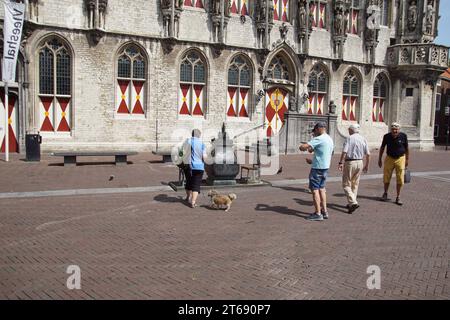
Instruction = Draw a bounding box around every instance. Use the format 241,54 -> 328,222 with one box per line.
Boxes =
255,203 -> 310,218
333,192 -> 383,202
153,194 -> 190,207
47,161 -> 133,167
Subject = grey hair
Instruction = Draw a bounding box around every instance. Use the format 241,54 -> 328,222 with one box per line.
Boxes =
192,129 -> 201,138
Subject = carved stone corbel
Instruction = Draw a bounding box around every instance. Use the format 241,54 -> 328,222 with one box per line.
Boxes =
211,42 -> 226,58
87,28 -> 106,45
161,37 -> 177,54
256,48 -> 270,80
332,59 -> 343,71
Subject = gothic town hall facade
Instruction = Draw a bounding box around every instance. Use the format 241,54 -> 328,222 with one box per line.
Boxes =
1,0 -> 449,155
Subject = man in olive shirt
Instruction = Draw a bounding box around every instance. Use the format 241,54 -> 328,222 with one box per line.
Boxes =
378,122 -> 409,205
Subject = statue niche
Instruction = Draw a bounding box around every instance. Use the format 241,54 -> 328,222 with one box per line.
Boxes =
425,0 -> 435,35
407,0 -> 418,32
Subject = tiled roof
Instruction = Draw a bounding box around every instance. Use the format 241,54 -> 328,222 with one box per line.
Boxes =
441,67 -> 450,80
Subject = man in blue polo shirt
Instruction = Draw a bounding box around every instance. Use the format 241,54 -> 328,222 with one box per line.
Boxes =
299,122 -> 334,221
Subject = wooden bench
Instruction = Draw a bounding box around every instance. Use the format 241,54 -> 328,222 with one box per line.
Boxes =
240,164 -> 260,182
52,151 -> 138,166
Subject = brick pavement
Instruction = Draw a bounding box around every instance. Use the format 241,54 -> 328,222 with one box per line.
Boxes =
1,149 -> 450,192
0,150 -> 449,299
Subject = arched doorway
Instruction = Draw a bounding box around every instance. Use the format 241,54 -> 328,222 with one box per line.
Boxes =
264,52 -> 296,137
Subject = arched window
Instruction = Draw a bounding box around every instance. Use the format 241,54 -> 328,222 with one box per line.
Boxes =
309,0 -> 327,29
184,0 -> 204,8
308,65 -> 328,115
227,55 -> 252,118
267,55 -> 291,81
38,37 -> 72,133
230,0 -> 251,15
373,74 -> 388,123
179,50 -> 207,116
273,0 -> 290,22
342,70 -> 360,122
347,0 -> 361,34
116,44 -> 147,116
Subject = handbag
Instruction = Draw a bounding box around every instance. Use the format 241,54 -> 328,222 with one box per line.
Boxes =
404,168 -> 411,184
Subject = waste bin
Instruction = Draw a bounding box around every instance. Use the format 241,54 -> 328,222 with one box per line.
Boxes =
25,133 -> 42,161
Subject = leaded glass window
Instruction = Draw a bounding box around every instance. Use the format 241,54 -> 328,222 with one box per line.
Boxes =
342,70 -> 360,121
179,50 -> 207,116
116,44 -> 147,116
373,74 -> 388,123
38,38 -> 72,133
267,55 -> 291,81
308,64 -> 328,114
227,55 -> 252,118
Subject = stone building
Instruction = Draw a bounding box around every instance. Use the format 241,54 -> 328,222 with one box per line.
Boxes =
0,0 -> 448,156
434,67 -> 450,145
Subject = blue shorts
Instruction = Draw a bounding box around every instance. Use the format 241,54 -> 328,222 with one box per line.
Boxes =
309,168 -> 329,190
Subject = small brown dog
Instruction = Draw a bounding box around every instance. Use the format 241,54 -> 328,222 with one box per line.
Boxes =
207,189 -> 237,212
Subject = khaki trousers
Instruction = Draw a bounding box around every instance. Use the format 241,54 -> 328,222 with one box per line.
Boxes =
342,160 -> 364,205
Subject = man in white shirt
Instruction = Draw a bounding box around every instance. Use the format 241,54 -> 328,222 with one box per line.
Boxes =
338,124 -> 370,214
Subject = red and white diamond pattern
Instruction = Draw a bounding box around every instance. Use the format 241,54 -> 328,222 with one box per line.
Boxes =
273,0 -> 279,21
316,94 -> 324,115
309,3 -> 317,27
342,96 -> 357,121
131,80 -> 145,115
184,0 -> 203,8
319,3 -> 326,28
40,96 -> 55,131
55,97 -> 71,132
239,88 -> 249,117
179,84 -> 191,115
117,80 -> 130,114
227,87 -> 237,116
116,80 -> 145,115
192,85 -> 204,116
281,0 -> 289,22
308,94 -> 315,114
373,98 -> 384,122
265,88 -> 289,137
179,85 -> 204,116
230,0 -> 238,14
351,10 -> 358,34
342,96 -> 353,121
0,90 -> 19,153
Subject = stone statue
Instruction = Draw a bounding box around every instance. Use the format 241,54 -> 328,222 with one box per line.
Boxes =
162,0 -> 183,9
161,0 -> 171,9
256,0 -> 269,23
212,0 -> 221,15
343,8 -> 349,33
280,22 -> 288,39
366,5 -> 381,42
224,0 -> 231,17
268,1 -> 274,23
308,7 -> 315,29
299,81 -> 309,113
297,0 -> 307,28
289,96 -> 298,112
407,0 -> 418,32
334,7 -> 345,36
425,1 -> 435,34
